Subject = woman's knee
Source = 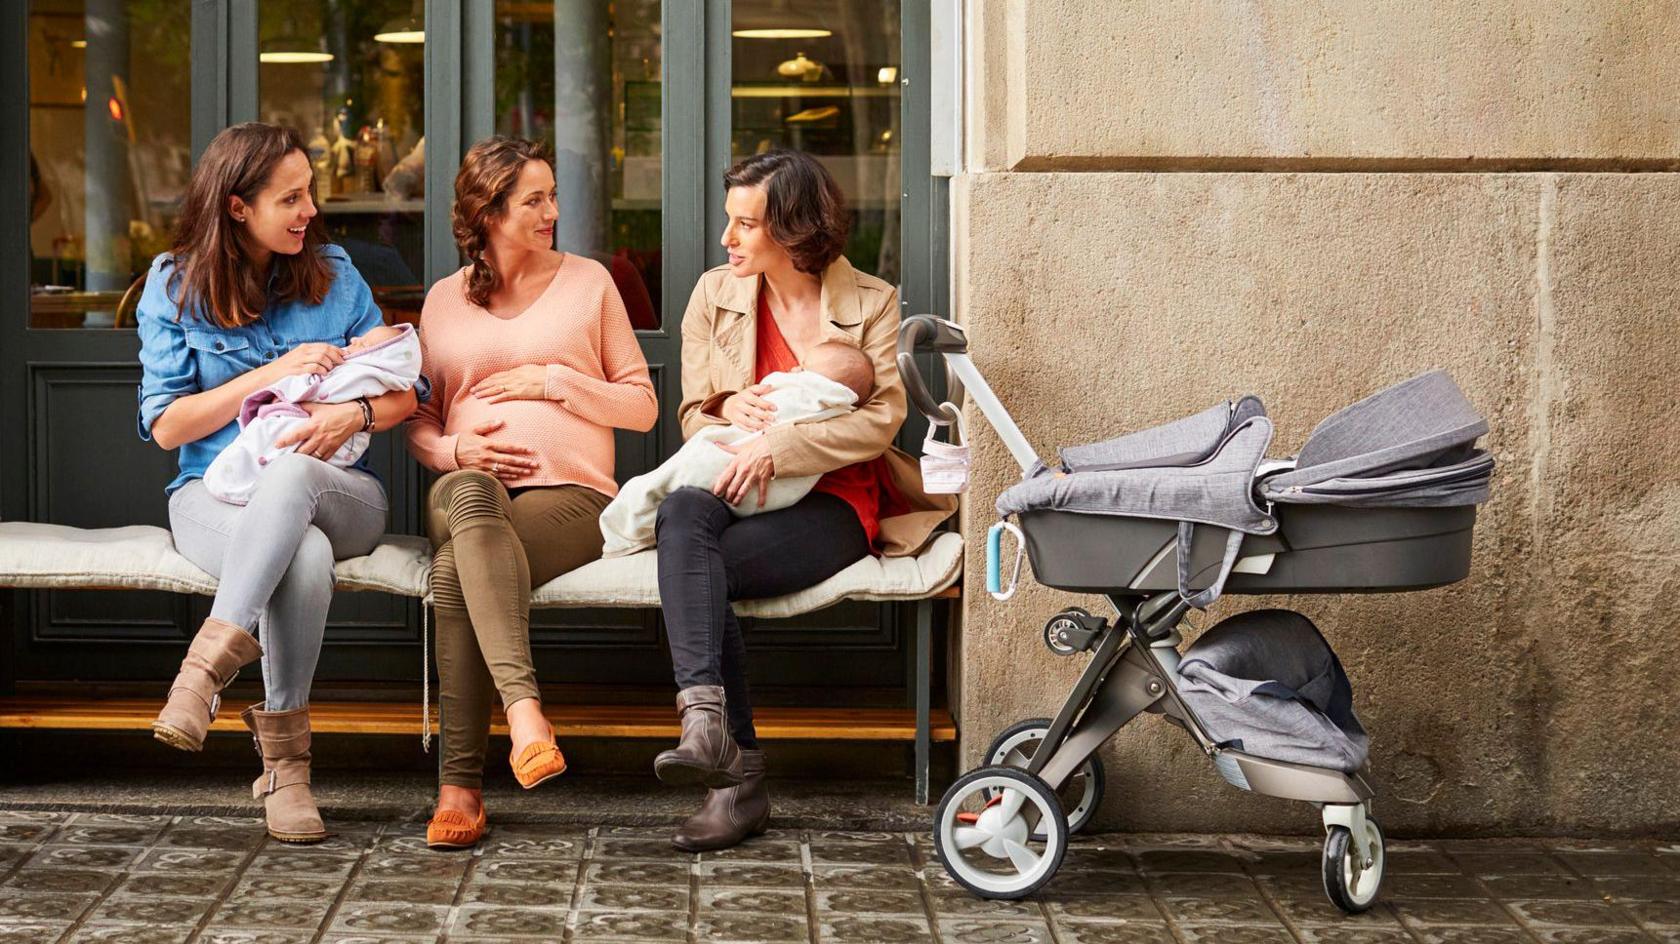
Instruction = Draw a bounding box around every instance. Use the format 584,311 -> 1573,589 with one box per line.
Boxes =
432,470 -> 512,531
655,487 -> 727,535
274,526 -> 336,600
429,540 -> 466,611
251,452 -> 329,508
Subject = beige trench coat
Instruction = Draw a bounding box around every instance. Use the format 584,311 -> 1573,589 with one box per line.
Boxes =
676,257 -> 958,557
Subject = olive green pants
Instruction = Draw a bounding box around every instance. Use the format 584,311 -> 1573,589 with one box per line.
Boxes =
426,470 -> 611,789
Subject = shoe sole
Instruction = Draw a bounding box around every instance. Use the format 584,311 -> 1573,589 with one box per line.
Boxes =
654,757 -> 745,789
516,764 -> 567,790
151,722 -> 203,753
269,830 -> 330,844
426,831 -> 486,850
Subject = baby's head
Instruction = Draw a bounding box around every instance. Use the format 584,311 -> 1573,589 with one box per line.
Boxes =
800,341 -> 874,403
343,324 -> 403,354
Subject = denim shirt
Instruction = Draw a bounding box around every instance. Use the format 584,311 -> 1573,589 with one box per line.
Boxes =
136,244 -> 424,495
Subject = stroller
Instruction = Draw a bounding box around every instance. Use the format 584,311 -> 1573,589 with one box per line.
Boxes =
898,315 -> 1493,912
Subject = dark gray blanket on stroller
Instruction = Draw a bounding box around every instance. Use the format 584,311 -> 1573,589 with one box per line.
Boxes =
1175,609 -> 1370,772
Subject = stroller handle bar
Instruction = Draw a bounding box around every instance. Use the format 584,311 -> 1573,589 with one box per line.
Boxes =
897,314 -> 1042,473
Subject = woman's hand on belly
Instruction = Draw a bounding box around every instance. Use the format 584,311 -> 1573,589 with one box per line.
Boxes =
713,437 -> 776,507
454,419 -> 541,482
470,365 -> 548,403
275,401 -> 362,461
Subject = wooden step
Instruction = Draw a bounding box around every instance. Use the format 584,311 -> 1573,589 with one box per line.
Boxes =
0,697 -> 956,742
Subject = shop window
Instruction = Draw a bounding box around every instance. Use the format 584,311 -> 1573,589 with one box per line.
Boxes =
27,0 -> 192,329
732,0 -> 901,286
258,0 -> 426,326
493,0 -> 663,330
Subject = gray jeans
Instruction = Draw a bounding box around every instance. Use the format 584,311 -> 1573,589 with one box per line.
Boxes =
168,454 -> 388,710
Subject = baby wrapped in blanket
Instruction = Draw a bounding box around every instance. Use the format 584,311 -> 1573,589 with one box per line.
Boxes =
599,341 -> 875,558
203,323 -> 421,504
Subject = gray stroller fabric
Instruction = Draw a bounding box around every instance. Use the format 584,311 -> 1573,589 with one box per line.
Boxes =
1175,609 -> 1370,772
1260,370 -> 1492,507
997,403 -> 1278,607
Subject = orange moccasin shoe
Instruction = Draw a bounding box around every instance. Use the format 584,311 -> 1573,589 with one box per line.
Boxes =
511,740 -> 567,789
426,807 -> 488,850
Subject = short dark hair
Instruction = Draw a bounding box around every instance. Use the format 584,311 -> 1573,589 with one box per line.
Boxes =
723,150 -> 849,274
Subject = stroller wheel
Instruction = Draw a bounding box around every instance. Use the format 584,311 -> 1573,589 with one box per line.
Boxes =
1322,816 -> 1385,913
934,765 -> 1068,900
982,718 -> 1105,836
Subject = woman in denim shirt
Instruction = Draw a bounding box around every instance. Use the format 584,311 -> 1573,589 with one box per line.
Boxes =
136,123 -> 420,843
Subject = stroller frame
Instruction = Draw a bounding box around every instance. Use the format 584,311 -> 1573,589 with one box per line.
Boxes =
901,315 -> 1389,911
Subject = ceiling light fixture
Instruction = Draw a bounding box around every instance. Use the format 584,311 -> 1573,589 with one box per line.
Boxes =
375,2 -> 425,43
733,28 -> 833,40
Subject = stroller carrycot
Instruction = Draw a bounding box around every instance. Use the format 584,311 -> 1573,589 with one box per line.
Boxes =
997,370 -> 1493,603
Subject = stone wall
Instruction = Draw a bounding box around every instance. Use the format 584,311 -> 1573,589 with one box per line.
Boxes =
951,0 -> 1680,835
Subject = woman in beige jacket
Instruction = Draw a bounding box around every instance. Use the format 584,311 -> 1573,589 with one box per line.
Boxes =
650,150 -> 956,851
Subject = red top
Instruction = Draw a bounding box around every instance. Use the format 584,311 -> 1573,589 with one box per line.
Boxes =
754,295 -> 883,547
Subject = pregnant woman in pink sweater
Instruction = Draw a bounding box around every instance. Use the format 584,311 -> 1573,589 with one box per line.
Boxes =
406,137 -> 657,848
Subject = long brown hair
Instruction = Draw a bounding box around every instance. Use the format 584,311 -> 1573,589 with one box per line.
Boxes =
453,136 -> 553,308
166,123 -> 333,328
723,149 -> 849,274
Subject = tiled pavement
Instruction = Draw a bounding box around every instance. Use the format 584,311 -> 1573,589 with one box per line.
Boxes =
0,811 -> 1677,943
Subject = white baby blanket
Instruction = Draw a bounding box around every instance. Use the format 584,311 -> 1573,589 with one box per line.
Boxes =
203,324 -> 422,504
599,369 -> 857,558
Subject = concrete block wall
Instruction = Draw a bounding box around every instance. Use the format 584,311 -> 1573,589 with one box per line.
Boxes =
951,0 -> 1680,835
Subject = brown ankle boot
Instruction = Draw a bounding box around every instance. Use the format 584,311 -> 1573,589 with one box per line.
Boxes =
672,750 -> 769,852
242,704 -> 329,844
152,618 -> 262,752
653,685 -> 743,788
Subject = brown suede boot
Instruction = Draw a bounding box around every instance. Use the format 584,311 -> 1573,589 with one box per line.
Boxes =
671,750 -> 769,852
242,705 -> 329,844
653,685 -> 743,788
152,618 -> 262,752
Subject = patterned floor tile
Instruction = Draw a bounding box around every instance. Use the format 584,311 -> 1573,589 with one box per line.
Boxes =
816,915 -> 933,943
472,858 -> 579,885
1269,896 -> 1401,926
53,822 -> 167,846
1408,929 -> 1530,944
0,821 -> 57,844
1629,900 -> 1680,927
585,860 -> 693,886
65,927 -> 196,944
700,862 -> 808,889
1173,926 -> 1294,944
1156,896 -> 1283,925
694,913 -> 811,942
0,926 -> 71,944
1044,894 -> 1165,923
1528,930 -> 1656,944
194,931 -> 316,944
1035,869 -> 1149,896
569,909 -> 689,941
243,850 -> 360,879
228,874 -> 343,902
461,879 -> 574,908
0,891 -> 100,922
448,903 -> 570,938
1448,851 -> 1568,876
1386,850 -> 1467,874
207,895 -> 334,930
926,892 -> 1043,920
1,866 -> 120,894
63,813 -> 171,828
1294,930 -> 1416,944
1054,922 -> 1176,944
700,887 -> 806,913
82,894 -> 216,926
130,847 -> 246,873
806,841 -> 909,866
1381,873 -> 1484,898
937,918 -> 1053,943
1506,899 -> 1638,927
345,877 -> 458,905
1133,849 -> 1250,874
577,883 -> 691,913
809,865 -> 919,892
1143,871 -> 1261,897
812,888 -> 924,916
110,870 -> 235,898
325,901 -> 451,936
1392,898 -> 1523,927
477,831 -> 589,860
1555,851 -> 1674,877
357,851 -> 469,882
1483,872 -> 1602,900
1595,874 -> 1680,901
594,837 -> 701,862
701,839 -> 805,864
26,844 -> 147,871
158,823 -> 268,852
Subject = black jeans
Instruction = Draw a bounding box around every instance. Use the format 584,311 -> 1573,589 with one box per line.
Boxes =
655,487 -> 869,749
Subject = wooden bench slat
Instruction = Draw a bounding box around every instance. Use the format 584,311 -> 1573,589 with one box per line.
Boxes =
0,697 -> 956,742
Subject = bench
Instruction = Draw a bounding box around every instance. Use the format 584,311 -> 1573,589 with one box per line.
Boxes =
0,522 -> 961,802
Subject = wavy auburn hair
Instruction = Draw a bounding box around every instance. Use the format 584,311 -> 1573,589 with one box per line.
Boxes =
723,149 -> 849,274
167,123 -> 333,328
453,136 -> 553,308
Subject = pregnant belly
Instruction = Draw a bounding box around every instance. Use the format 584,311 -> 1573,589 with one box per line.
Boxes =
445,399 -> 612,476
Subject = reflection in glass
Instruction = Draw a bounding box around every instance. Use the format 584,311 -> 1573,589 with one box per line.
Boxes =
495,0 -> 663,330
259,0 -> 426,325
732,0 -> 901,285
27,0 -> 192,329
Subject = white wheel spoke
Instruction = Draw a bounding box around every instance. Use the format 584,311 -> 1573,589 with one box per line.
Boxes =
951,826 -> 990,851
995,787 -> 1027,822
1002,748 -> 1029,766
1003,839 -> 1041,874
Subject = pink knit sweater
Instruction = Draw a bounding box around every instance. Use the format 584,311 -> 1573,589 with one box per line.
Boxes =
406,256 -> 657,496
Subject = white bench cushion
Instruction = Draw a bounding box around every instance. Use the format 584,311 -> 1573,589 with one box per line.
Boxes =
0,522 -> 962,615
